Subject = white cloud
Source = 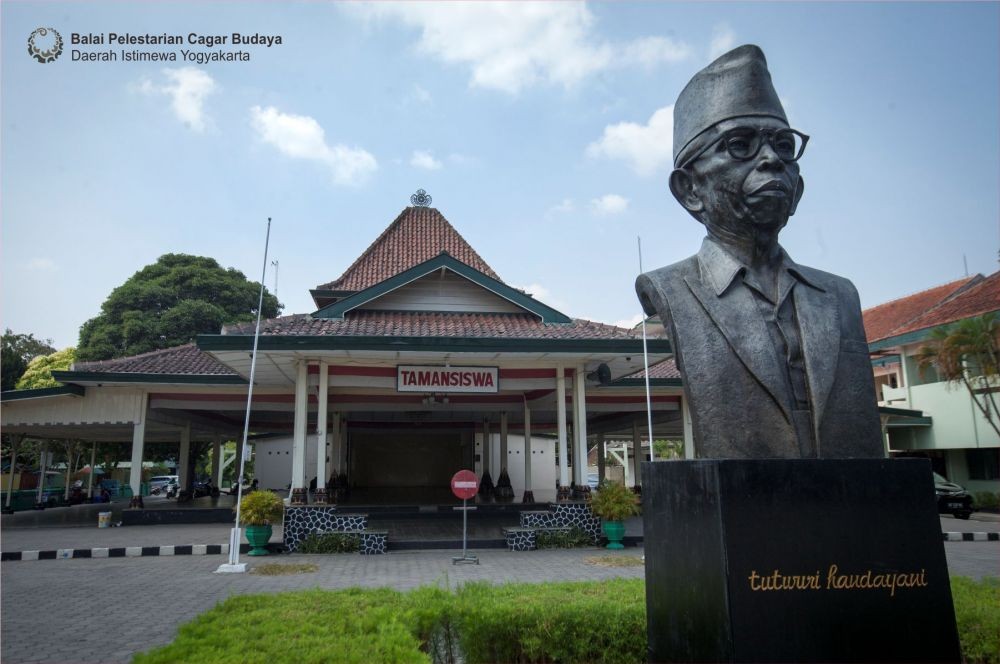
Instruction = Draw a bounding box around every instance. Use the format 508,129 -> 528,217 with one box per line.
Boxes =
548,198 -> 575,215
620,36 -> 691,68
410,150 -> 443,170
590,194 -> 629,216
612,313 -> 645,330
709,24 -> 736,60
587,105 -> 674,176
345,3 -> 690,94
26,258 -> 56,271
139,67 -> 216,131
250,105 -> 377,186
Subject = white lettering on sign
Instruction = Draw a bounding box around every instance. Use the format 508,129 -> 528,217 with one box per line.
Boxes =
397,366 -> 499,393
453,481 -> 478,489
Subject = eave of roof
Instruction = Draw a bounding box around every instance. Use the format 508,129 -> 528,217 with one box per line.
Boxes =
198,333 -> 672,355
312,252 -> 571,323
0,384 -> 86,402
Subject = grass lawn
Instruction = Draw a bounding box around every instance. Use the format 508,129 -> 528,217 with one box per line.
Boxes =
135,576 -> 999,664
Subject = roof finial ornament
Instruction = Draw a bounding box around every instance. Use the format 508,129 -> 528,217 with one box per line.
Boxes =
410,189 -> 432,207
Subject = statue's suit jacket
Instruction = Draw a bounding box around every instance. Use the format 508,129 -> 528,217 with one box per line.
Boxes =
636,239 -> 883,459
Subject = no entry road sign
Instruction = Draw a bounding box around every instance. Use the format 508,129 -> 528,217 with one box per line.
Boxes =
451,469 -> 479,500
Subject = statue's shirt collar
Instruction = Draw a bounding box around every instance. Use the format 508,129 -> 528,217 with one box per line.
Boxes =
698,236 -> 825,299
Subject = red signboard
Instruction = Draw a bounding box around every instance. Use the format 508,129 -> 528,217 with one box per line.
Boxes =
451,469 -> 479,500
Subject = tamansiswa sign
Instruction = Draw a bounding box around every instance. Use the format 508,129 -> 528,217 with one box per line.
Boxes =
396,365 -> 499,393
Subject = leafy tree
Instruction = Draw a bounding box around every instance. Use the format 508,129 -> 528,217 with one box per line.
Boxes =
917,313 -> 1000,438
77,254 -> 280,361
1,330 -> 55,389
15,348 -> 76,389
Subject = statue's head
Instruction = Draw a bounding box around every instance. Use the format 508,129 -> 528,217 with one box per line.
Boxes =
669,45 -> 807,246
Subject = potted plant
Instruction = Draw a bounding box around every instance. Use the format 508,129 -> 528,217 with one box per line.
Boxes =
589,480 -> 640,550
238,490 -> 284,556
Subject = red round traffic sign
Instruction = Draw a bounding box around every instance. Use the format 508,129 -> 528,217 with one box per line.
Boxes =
451,469 -> 479,500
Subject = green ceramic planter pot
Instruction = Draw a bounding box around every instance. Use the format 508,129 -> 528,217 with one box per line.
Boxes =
245,524 -> 273,556
602,520 -> 625,550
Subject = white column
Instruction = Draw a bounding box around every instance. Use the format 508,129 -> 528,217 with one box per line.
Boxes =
556,365 -> 569,487
6,435 -> 23,507
316,360 -> 329,491
178,423 -> 191,490
573,366 -> 588,486
209,436 -> 220,486
523,404 -> 532,494
331,412 -> 342,475
499,412 -> 508,471
482,417 -> 491,477
291,360 -> 308,491
631,420 -> 642,488
682,395 -> 695,460
128,393 -> 149,497
212,436 -> 223,487
86,441 -> 96,499
36,441 -> 49,504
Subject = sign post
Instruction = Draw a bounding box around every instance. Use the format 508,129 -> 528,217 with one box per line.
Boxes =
450,469 -> 479,565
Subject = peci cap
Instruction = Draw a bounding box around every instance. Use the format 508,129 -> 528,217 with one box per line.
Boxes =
673,44 -> 787,166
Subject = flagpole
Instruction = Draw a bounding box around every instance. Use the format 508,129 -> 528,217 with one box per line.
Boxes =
217,217 -> 272,574
638,237 -> 655,463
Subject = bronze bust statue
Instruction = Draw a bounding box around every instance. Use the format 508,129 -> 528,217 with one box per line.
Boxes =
636,45 -> 883,459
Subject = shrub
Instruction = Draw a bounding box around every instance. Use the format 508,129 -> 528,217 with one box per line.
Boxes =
952,577 -> 1000,664
299,532 -> 361,554
452,579 -> 646,663
238,490 -> 284,526
972,491 -> 999,511
536,527 -> 592,549
133,577 -> 999,664
590,480 -> 641,522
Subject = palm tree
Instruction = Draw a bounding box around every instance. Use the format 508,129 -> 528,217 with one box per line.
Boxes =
916,313 -> 1000,438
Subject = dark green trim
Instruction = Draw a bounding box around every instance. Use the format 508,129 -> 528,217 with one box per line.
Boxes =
311,253 -> 573,323
870,354 -> 900,368
198,333 -> 671,355
886,417 -> 933,427
609,378 -> 683,388
878,406 -> 924,418
51,371 -> 247,385
0,384 -> 85,402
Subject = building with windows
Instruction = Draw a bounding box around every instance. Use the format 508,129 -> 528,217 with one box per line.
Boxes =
865,272 -> 1000,494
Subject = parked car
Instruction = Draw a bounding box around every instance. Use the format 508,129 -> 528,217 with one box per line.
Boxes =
934,472 -> 974,519
149,475 -> 179,495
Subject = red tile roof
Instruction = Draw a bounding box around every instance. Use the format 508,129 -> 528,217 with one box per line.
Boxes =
318,207 -> 501,291
862,276 -> 980,342
223,311 -> 651,340
73,344 -> 239,376
891,271 -> 1000,338
624,358 -> 680,380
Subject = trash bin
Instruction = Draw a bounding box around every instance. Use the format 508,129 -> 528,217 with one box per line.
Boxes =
98,511 -> 111,528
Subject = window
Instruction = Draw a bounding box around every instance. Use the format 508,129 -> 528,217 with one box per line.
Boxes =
966,449 -> 1000,480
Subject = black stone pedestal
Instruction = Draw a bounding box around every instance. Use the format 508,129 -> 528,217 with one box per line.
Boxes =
642,459 -> 960,663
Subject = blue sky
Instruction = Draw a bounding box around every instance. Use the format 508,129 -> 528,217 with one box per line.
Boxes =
2,2 -> 998,350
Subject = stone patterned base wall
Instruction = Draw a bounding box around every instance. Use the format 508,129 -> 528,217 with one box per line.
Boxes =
504,528 -> 537,551
519,502 -> 601,544
358,532 -> 388,555
282,506 -> 369,552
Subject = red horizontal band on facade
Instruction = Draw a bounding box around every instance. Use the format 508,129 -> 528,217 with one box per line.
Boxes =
307,366 -> 565,379
150,393 -> 295,403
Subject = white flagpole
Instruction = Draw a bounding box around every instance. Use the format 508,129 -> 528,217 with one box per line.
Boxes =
218,217 -> 272,574
638,237 -> 655,462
